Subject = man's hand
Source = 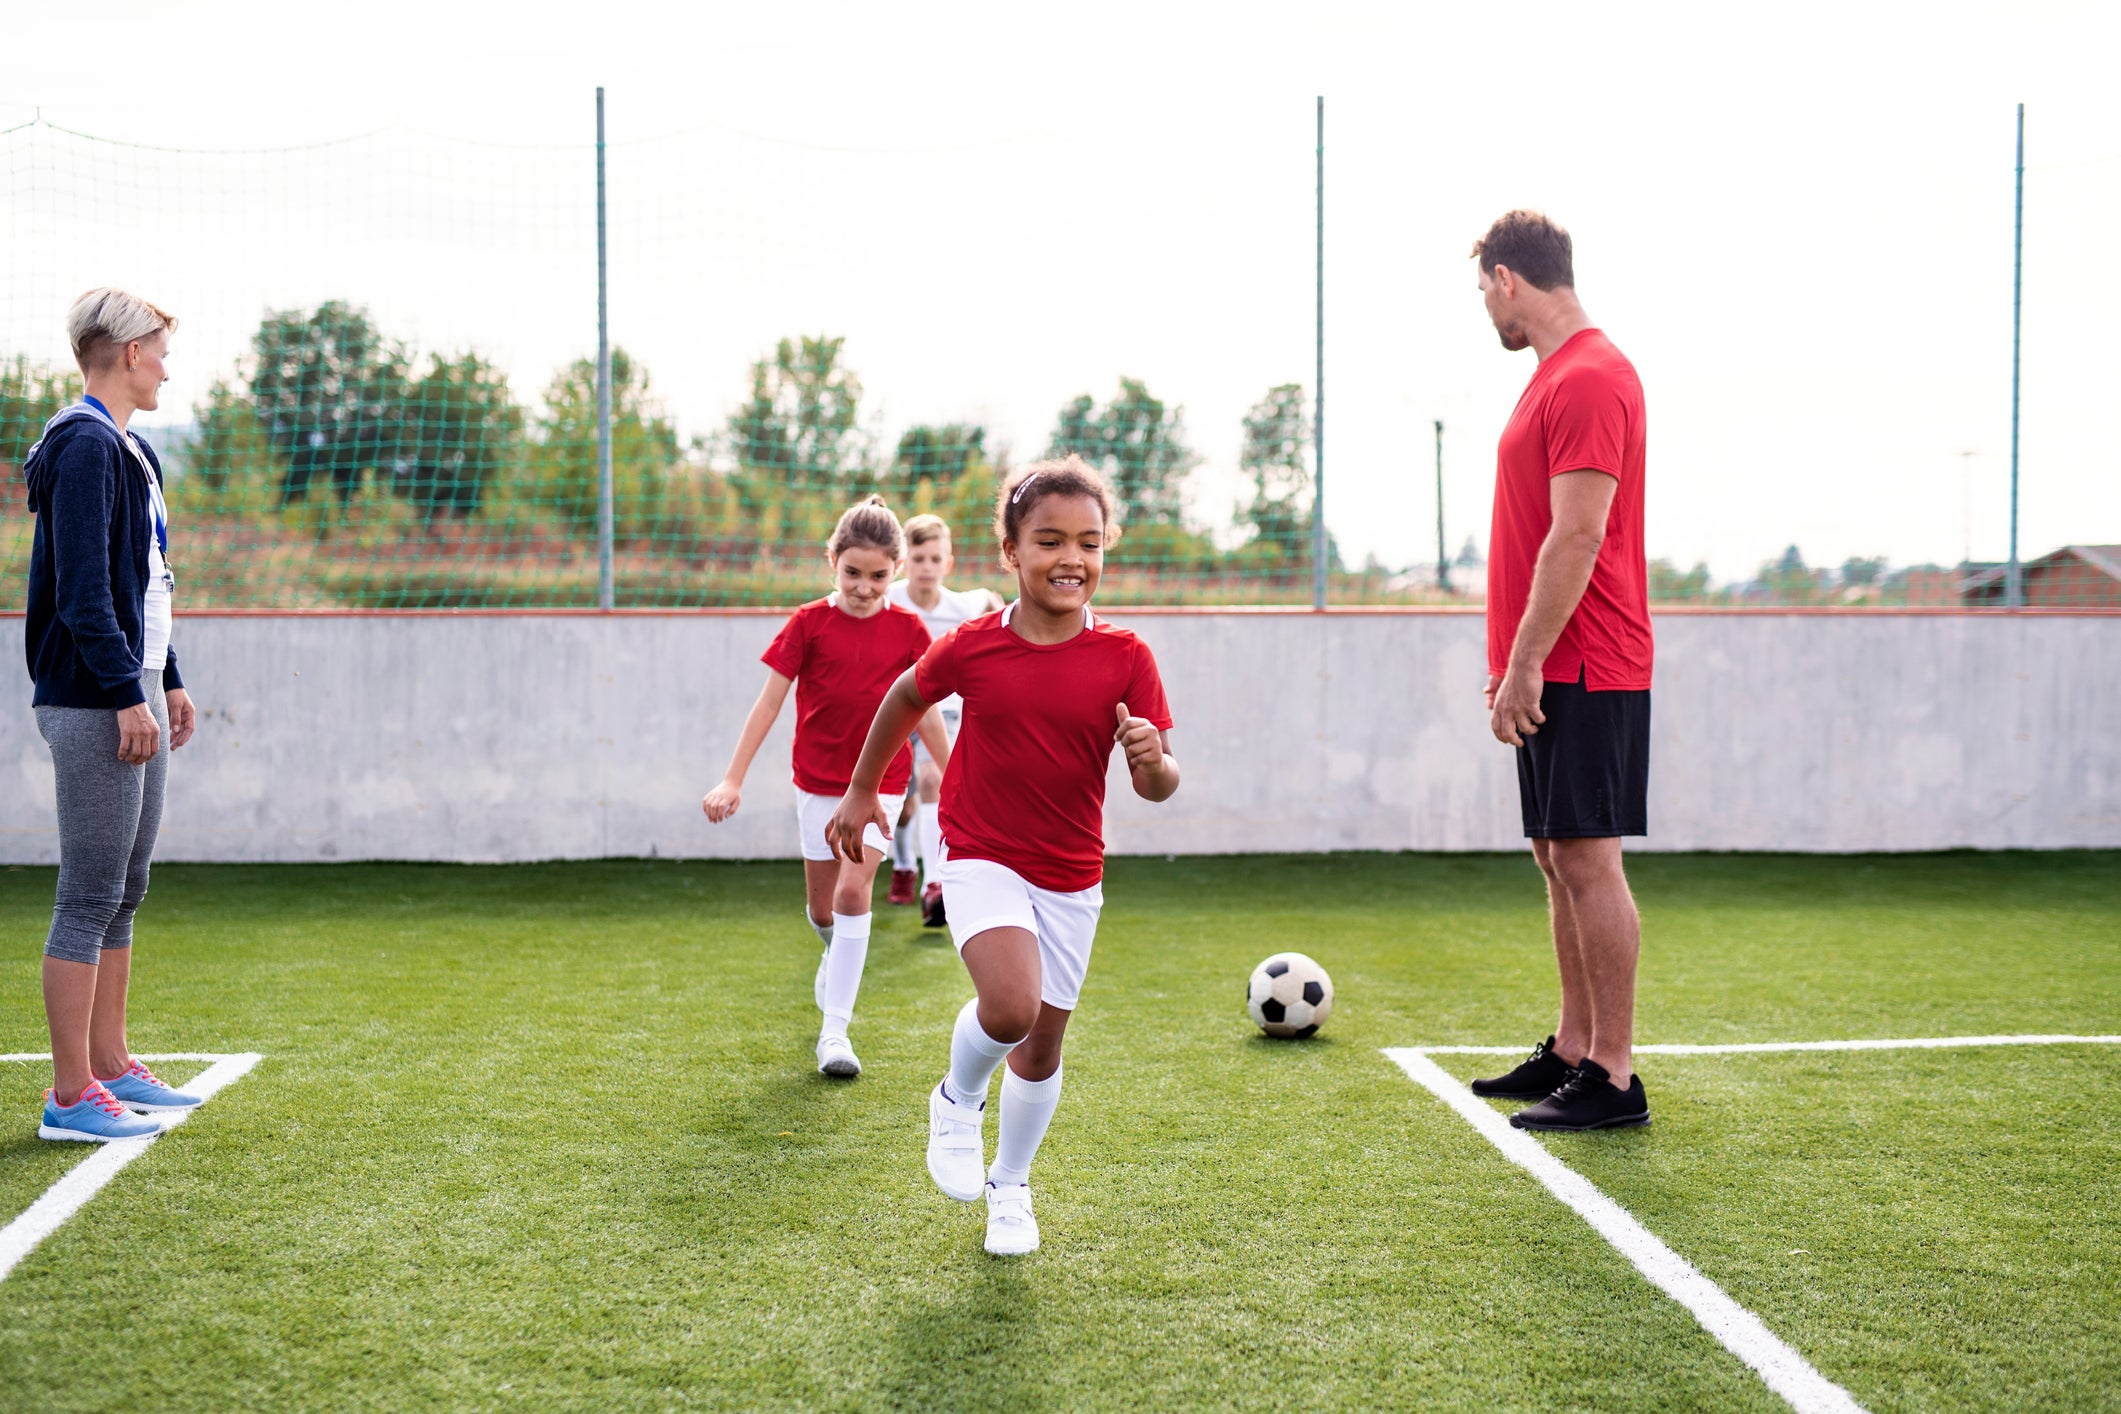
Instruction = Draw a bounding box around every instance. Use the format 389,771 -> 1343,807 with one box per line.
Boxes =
116,702 -> 159,765
1484,673 -> 1501,711
826,791 -> 890,864
166,689 -> 197,750
701,780 -> 742,823
1490,667 -> 1546,747
1115,702 -> 1162,774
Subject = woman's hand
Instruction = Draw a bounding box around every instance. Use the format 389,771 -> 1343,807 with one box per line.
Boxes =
116,703 -> 159,764
702,780 -> 742,823
166,689 -> 196,750
826,791 -> 889,864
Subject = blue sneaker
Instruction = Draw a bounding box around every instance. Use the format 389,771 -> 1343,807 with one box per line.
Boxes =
39,1081 -> 162,1143
99,1059 -> 203,1113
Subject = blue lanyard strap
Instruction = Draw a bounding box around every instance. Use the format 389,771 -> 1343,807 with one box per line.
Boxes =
79,397 -> 167,558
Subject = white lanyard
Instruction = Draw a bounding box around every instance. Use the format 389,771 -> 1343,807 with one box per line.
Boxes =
60,401 -> 169,566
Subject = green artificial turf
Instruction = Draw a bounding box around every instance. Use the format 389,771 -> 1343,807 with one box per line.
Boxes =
0,852 -> 2115,1412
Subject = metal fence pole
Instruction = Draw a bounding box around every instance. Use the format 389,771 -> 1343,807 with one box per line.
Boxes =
1434,420 -> 1449,594
2006,102 -> 2024,610
596,86 -> 615,611
1312,96 -> 1326,612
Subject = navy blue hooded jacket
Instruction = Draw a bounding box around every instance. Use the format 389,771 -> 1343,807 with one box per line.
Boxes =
22,407 -> 185,710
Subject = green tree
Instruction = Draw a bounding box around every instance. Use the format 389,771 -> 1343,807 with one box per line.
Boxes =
726,335 -> 871,484
1237,383 -> 1310,562
393,353 -> 522,523
0,355 -> 82,471
248,302 -> 408,506
527,348 -> 679,541
1840,555 -> 1888,587
1648,558 -> 1712,602
1045,378 -> 1197,526
892,423 -> 987,488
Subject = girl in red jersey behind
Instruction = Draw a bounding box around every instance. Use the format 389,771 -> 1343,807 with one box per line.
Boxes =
828,457 -> 1179,1256
703,496 -> 950,1080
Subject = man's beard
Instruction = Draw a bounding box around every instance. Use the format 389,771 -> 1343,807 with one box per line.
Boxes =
1494,323 -> 1531,352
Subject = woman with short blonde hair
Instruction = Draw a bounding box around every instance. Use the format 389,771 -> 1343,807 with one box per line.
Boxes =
23,286 -> 202,1141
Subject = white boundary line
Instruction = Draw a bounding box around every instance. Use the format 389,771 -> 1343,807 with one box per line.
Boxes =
0,1051 -> 262,1285
1383,1034 -> 2121,1414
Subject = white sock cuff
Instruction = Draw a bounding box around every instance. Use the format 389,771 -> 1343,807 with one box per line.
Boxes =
1001,1063 -> 1062,1102
832,911 -> 872,940
958,997 -> 1017,1059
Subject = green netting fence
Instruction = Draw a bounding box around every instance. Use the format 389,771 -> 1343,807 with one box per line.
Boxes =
2,114 -> 2113,612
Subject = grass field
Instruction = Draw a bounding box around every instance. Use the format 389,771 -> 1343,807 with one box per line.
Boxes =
1,852 -> 2117,1412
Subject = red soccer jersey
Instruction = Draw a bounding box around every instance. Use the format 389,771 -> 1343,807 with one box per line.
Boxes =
1487,328 -> 1654,690
915,607 -> 1174,893
761,597 -> 930,796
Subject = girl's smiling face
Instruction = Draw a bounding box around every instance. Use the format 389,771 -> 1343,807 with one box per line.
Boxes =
1003,493 -> 1105,616
832,544 -> 898,617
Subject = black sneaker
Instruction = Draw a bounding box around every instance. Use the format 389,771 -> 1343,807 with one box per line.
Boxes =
1470,1036 -> 1576,1099
1508,1058 -> 1649,1131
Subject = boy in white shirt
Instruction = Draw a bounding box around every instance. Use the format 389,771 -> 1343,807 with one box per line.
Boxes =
885,515 -> 1004,924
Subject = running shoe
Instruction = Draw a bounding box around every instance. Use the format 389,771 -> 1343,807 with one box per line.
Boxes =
1508,1058 -> 1650,1131
38,1080 -> 162,1143
99,1059 -> 203,1112
1470,1036 -> 1577,1099
921,883 -> 947,929
816,1034 -> 862,1079
888,870 -> 918,906
983,1181 -> 1040,1255
926,1081 -> 986,1201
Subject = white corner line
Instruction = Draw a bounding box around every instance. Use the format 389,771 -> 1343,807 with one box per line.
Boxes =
1384,1046 -> 1863,1414
0,1051 -> 262,1286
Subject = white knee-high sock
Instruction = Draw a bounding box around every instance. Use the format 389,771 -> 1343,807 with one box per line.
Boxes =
891,817 -> 917,872
944,996 -> 1016,1108
808,914 -> 833,949
819,912 -> 871,1039
918,803 -> 943,886
988,1063 -> 1063,1187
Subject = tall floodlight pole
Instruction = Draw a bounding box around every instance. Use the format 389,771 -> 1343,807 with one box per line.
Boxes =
1312,97 -> 1326,612
1434,420 -> 1449,594
596,86 -> 616,611
2006,102 -> 2024,609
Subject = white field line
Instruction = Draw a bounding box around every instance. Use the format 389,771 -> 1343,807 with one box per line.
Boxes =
1412,1033 -> 2121,1057
0,1051 -> 261,1285
1386,1033 -> 2121,1414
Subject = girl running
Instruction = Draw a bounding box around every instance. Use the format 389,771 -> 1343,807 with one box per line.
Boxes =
883,515 -> 1005,925
703,495 -> 949,1079
828,456 -> 1179,1256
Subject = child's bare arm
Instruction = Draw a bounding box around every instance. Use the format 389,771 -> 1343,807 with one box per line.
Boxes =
702,670 -> 793,822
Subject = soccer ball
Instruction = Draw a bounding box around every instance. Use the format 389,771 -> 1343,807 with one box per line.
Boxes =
1247,952 -> 1333,1038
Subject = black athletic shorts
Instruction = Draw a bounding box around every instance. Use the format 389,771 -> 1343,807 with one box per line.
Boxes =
1515,671 -> 1650,839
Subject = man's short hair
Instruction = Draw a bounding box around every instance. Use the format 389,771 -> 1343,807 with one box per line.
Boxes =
1471,211 -> 1574,291
68,287 -> 178,371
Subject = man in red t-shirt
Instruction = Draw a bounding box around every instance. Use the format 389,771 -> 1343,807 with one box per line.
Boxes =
1465,210 -> 1654,1133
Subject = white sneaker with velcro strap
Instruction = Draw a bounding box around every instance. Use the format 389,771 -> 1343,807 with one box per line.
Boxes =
926,1081 -> 986,1201
816,1034 -> 861,1078
983,1181 -> 1039,1256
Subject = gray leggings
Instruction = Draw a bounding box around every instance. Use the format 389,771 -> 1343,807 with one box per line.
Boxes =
36,680 -> 168,965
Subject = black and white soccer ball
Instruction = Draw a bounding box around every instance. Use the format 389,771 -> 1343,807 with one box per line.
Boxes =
1247,952 -> 1334,1038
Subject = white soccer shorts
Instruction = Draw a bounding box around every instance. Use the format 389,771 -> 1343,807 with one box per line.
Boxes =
937,849 -> 1103,1011
909,706 -> 961,771
794,790 -> 905,863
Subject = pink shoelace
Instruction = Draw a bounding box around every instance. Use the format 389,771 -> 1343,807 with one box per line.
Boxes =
123,1059 -> 168,1089
67,1081 -> 131,1119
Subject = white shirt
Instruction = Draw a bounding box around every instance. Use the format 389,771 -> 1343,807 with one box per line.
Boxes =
887,581 -> 993,715
142,472 -> 173,673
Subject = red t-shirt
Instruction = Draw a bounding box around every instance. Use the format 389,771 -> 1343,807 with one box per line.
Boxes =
1487,328 -> 1654,690
915,607 -> 1174,893
761,597 -> 930,796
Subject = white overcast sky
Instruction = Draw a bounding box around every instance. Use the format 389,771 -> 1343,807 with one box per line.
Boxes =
5,0 -> 2117,581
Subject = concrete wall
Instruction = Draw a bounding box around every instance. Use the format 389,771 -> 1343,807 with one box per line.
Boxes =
1,611 -> 2114,863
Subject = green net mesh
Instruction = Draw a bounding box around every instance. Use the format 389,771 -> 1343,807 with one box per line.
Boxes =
2,116 -> 2112,611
